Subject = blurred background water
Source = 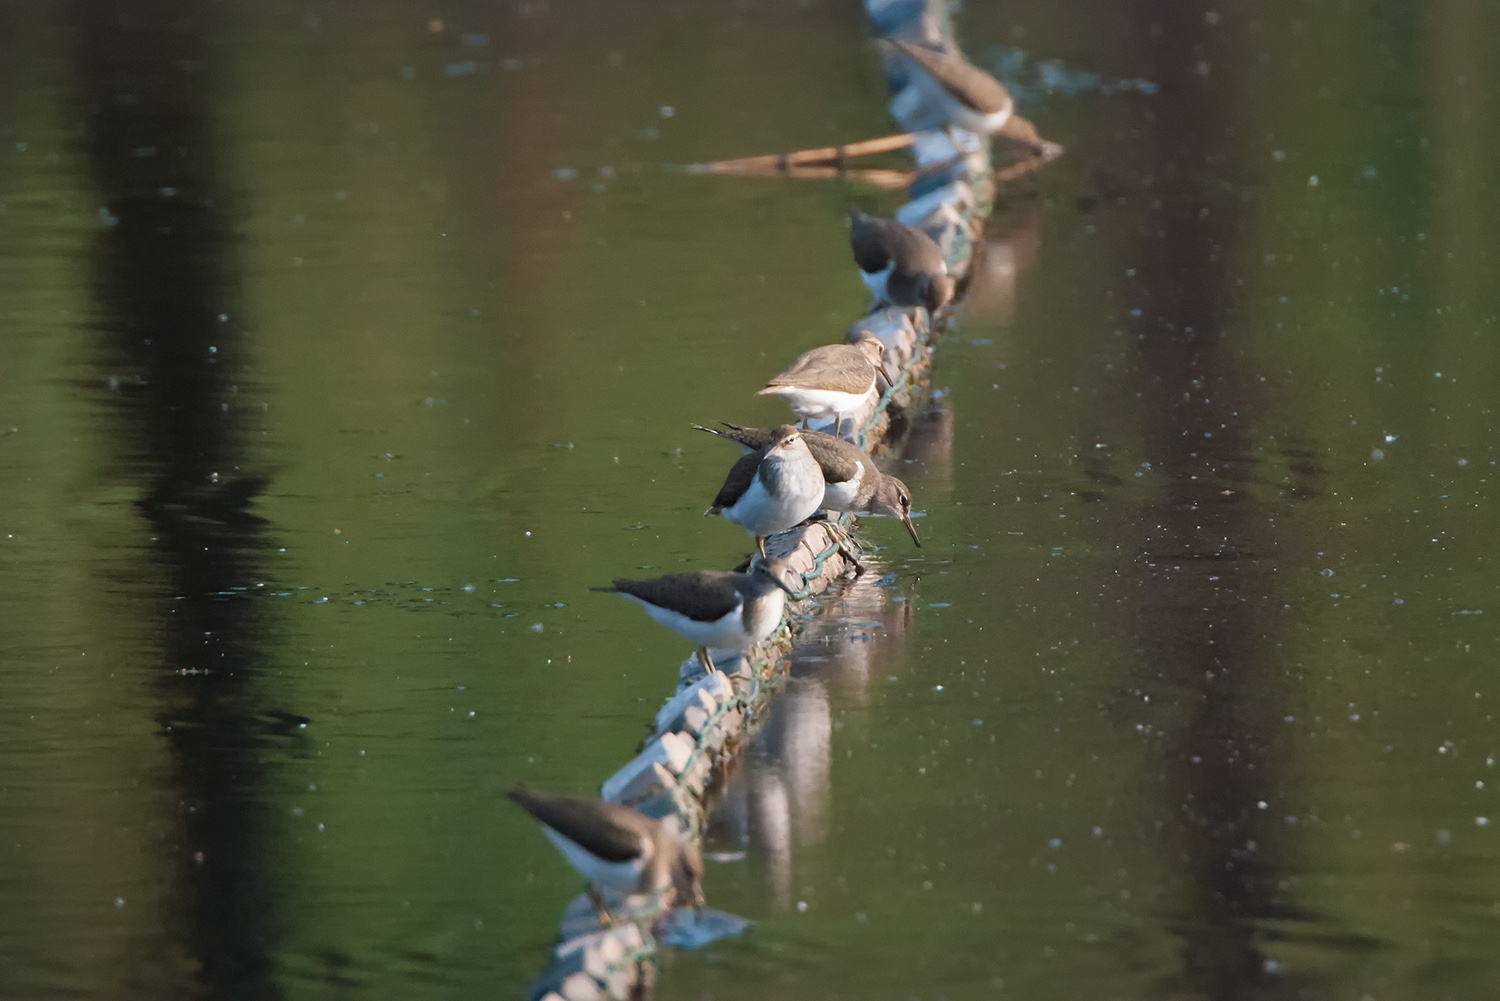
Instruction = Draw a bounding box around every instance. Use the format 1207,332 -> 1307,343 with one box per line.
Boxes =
3,1 -> 1500,998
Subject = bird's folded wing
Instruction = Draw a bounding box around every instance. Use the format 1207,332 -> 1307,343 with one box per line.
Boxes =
893,40 -> 1012,115
766,348 -> 875,395
712,452 -> 762,511
613,571 -> 742,623
805,435 -> 864,486
509,790 -> 644,864
849,214 -> 894,274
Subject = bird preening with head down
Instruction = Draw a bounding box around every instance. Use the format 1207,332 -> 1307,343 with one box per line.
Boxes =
848,207 -> 955,313
695,422 -> 921,548
593,556 -> 799,675
508,786 -> 704,924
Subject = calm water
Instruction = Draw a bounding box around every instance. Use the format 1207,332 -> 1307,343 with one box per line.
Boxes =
3,1 -> 1499,998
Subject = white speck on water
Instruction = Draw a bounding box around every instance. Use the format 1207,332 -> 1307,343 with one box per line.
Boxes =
1048,838 -> 1062,849
115,897 -> 125,909
1363,165 -> 1378,178
529,623 -> 543,633
1478,817 -> 1490,827
933,685 -> 944,692
659,105 -> 675,117
1437,829 -> 1452,845
1258,800 -> 1268,810
1263,960 -> 1282,974
796,900 -> 808,912
1371,448 -> 1384,460
463,584 -> 476,592
1308,175 -> 1319,186
1272,149 -> 1285,161
973,718 -> 983,726
1320,569 -> 1333,577
554,167 -> 578,180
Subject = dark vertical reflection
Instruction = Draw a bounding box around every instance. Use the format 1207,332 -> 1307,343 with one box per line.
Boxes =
73,2 -> 284,998
1118,6 -> 1305,998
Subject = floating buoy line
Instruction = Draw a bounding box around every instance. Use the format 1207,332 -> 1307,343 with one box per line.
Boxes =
523,2 -> 1060,997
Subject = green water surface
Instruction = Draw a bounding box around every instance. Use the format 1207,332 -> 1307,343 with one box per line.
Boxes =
2,1 -> 1499,999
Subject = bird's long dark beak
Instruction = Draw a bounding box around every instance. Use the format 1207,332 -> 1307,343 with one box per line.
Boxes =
903,512 -> 921,547
880,357 -> 899,389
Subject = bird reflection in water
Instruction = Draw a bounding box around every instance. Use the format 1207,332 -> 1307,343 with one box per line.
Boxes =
703,567 -> 912,908
960,203 -> 1041,328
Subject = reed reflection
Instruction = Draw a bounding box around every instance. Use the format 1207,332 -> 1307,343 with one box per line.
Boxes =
1111,4 -> 1313,996
705,568 -> 912,907
74,3 -> 285,997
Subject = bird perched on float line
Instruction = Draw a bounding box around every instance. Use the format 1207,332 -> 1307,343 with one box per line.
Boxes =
757,332 -> 890,438
695,422 -> 921,548
704,423 -> 825,557
508,786 -> 704,924
848,207 -> 955,313
885,38 -> 1015,137
593,556 -> 798,674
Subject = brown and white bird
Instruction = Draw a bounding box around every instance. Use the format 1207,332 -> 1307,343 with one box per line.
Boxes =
593,557 -> 799,673
887,39 -> 1014,136
757,332 -> 889,437
706,424 -> 825,557
508,787 -> 704,922
848,208 -> 955,313
696,422 -> 921,547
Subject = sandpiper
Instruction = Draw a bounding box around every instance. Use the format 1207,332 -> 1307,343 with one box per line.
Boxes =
757,332 -> 889,437
508,786 -> 704,922
697,422 -> 921,547
849,207 -> 955,313
887,39 -> 1014,136
593,557 -> 798,673
705,425 -> 825,557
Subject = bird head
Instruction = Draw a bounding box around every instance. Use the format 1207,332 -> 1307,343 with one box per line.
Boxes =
766,424 -> 807,458
749,554 -> 801,595
873,475 -> 921,547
